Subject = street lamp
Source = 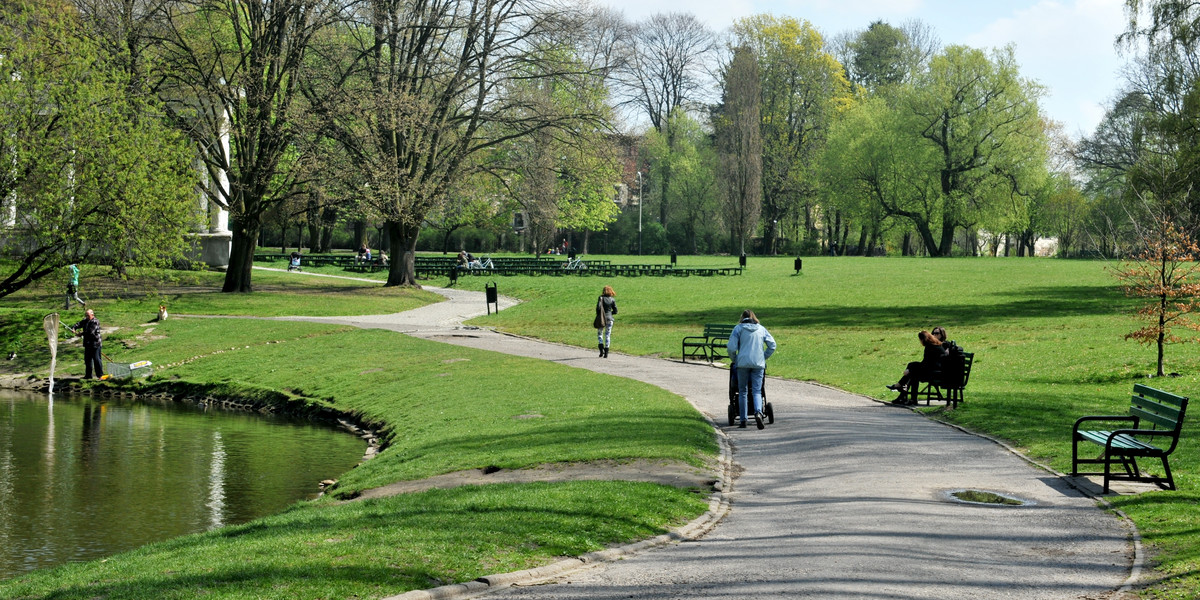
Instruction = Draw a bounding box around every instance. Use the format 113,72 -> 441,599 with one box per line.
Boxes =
636,171 -> 643,255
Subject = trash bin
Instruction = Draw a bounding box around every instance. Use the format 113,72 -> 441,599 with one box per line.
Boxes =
794,257 -> 802,273
739,253 -> 747,267
485,281 -> 498,314
670,251 -> 677,265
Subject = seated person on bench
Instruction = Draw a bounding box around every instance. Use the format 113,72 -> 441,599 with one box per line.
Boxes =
887,330 -> 943,405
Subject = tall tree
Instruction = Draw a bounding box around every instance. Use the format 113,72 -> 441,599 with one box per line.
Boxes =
618,12 -> 716,229
307,0 -> 611,286
731,14 -> 851,253
716,46 -> 762,255
903,45 -> 1046,255
0,0 -> 197,297
155,0 -> 346,292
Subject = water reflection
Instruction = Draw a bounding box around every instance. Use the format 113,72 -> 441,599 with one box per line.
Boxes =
0,389 -> 366,580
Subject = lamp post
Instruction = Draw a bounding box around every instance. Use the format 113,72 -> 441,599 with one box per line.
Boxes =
636,171 -> 644,256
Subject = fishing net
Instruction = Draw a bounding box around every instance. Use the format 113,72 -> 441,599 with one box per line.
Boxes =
43,312 -> 59,387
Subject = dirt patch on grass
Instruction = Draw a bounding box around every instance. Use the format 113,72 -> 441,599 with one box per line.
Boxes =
347,458 -> 718,502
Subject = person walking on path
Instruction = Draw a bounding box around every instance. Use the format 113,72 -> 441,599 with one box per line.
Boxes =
594,285 -> 617,358
70,308 -> 103,379
728,309 -> 776,429
65,263 -> 85,309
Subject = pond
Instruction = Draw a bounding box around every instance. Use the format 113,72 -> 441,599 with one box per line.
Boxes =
0,389 -> 367,580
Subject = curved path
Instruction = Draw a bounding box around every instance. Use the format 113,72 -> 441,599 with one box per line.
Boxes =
269,274 -> 1134,599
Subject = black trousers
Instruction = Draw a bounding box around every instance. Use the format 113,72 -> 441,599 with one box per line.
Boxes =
83,345 -> 104,379
898,361 -> 930,389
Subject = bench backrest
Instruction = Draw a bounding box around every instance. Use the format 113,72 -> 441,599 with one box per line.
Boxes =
703,324 -> 737,340
1130,384 -> 1189,452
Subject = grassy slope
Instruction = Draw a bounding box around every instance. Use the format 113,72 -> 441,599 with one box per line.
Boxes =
439,254 -> 1200,599
0,265 -> 714,599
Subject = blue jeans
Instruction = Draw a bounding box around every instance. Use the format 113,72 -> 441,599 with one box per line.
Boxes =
597,314 -> 613,346
737,367 -> 764,424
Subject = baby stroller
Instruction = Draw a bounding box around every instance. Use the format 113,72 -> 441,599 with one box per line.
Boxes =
287,253 -> 302,272
727,368 -> 775,426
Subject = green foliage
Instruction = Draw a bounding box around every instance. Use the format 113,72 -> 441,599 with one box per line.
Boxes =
731,14 -> 852,249
0,1 -> 198,297
822,45 -> 1048,256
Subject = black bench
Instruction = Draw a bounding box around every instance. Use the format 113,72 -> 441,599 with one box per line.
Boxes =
909,349 -> 974,408
682,324 -> 736,363
1072,384 -> 1188,493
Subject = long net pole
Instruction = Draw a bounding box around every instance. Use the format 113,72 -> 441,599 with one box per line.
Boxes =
43,312 -> 59,393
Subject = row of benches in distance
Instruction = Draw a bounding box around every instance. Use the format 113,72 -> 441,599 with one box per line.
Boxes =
684,323 -> 1192,496
421,256 -> 743,277
255,253 -> 744,277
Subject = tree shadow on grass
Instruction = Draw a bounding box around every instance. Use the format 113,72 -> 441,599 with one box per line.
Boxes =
636,285 -> 1129,330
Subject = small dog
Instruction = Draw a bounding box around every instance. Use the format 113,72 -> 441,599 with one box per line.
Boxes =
157,305 -> 169,321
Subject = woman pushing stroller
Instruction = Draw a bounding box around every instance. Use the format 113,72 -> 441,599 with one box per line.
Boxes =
728,310 -> 776,429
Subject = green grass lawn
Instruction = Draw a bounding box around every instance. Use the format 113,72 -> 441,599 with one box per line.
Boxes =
442,254 -> 1200,599
4,254 -> 1200,598
0,264 -> 715,599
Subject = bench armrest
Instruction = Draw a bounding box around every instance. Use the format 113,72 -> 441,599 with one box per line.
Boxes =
1073,415 -> 1137,432
682,335 -> 710,344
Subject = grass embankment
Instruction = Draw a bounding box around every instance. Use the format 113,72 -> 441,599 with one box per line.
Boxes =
429,254 -> 1200,599
0,265 -> 715,599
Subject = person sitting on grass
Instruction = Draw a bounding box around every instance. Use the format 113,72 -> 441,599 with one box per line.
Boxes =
887,330 -> 943,405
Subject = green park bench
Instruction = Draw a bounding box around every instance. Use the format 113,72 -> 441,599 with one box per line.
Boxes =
1072,384 -> 1189,493
908,348 -> 974,408
682,324 -> 737,364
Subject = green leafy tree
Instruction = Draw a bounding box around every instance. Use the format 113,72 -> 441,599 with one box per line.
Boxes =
155,0 -> 346,292
902,45 -> 1046,255
732,15 -> 852,253
643,110 -> 719,253
0,0 -> 197,298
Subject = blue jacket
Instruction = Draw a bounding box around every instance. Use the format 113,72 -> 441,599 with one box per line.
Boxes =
727,320 -> 776,369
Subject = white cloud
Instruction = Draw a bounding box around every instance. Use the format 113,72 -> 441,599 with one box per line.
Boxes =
964,0 -> 1126,137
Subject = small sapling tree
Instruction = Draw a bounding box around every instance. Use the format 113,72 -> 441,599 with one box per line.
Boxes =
1111,214 -> 1200,376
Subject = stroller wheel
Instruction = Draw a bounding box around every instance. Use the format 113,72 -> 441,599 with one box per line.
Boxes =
727,404 -> 736,426
765,402 -> 775,424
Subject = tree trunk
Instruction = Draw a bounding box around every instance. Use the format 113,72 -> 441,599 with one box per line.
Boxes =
384,220 -> 421,287
222,216 -> 260,293
936,218 -> 955,256
353,220 -> 367,250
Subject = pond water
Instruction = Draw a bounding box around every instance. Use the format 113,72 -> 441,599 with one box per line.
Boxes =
0,389 -> 367,580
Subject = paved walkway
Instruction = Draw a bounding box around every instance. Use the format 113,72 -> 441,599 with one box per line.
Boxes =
269,274 -> 1134,599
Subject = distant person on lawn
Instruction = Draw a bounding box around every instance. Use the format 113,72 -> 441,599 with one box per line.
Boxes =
594,285 -> 617,358
65,263 -> 85,309
728,309 -> 776,429
887,330 -> 943,405
71,309 -> 104,379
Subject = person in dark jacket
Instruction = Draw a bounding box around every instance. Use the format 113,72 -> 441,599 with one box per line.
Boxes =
71,309 -> 103,379
887,330 -> 943,405
595,285 -> 617,358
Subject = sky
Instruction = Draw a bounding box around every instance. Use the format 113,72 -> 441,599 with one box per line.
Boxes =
599,0 -> 1132,140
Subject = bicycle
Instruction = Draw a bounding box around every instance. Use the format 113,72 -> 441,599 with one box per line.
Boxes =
563,257 -> 587,270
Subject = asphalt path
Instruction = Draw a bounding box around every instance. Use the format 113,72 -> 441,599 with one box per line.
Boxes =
267,273 -> 1134,599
